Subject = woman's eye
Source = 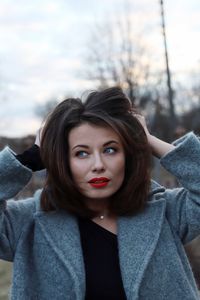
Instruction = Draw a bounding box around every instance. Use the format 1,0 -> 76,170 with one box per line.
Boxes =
104,147 -> 116,154
76,151 -> 88,158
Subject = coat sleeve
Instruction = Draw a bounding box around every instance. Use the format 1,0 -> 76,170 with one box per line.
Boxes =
160,132 -> 200,244
0,147 -> 34,261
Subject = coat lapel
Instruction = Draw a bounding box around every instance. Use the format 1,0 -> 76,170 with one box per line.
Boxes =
34,210 -> 85,296
117,199 -> 166,299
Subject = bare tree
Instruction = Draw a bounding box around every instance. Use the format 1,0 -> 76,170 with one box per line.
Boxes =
175,67 -> 200,135
84,12 -> 180,142
190,66 -> 200,106
85,16 -> 152,108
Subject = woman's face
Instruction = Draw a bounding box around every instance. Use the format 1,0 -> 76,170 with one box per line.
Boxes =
69,123 -> 125,201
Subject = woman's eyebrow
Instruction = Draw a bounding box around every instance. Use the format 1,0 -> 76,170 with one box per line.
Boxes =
103,140 -> 119,146
72,145 -> 89,150
72,140 -> 119,150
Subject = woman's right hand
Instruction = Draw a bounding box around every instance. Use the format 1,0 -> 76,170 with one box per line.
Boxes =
35,128 -> 43,147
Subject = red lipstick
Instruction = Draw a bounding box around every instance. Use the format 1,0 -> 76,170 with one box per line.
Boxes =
88,177 -> 110,188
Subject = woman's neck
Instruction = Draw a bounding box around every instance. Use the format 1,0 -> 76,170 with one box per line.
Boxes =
85,197 -> 110,214
84,197 -> 117,234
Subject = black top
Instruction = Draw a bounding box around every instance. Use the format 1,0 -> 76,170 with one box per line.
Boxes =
78,218 -> 127,300
15,144 -> 44,171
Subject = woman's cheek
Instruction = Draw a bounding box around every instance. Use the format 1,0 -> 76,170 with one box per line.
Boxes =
72,160 -> 89,182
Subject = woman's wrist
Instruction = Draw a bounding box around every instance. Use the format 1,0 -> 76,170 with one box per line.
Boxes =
147,134 -> 175,159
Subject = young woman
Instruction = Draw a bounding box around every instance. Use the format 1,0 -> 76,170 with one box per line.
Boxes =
0,87 -> 200,299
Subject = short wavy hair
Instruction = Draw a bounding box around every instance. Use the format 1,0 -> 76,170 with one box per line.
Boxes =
40,87 -> 151,217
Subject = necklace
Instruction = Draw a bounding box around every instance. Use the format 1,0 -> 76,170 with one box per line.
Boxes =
92,208 -> 109,220
98,211 -> 108,220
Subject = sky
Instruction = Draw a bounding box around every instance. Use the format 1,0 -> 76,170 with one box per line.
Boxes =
0,0 -> 199,137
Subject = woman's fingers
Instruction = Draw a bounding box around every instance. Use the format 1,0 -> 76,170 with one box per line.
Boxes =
35,128 -> 43,147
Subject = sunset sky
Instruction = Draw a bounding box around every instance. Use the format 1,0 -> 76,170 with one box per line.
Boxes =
0,0 -> 199,137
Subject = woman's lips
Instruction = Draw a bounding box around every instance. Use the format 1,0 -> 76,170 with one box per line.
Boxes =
88,177 -> 110,188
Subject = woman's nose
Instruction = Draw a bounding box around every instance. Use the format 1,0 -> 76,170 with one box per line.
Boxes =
92,154 -> 105,172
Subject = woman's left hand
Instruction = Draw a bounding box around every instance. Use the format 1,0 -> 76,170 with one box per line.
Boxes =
134,113 -> 175,158
134,114 -> 150,138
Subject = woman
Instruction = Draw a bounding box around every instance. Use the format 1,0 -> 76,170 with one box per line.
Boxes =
0,87 -> 200,299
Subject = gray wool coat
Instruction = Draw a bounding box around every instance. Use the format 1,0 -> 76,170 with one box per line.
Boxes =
0,132 -> 200,300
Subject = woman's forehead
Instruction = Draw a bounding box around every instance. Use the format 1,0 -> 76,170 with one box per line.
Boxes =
68,123 -> 122,147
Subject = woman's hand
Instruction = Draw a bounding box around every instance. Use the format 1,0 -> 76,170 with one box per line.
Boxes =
35,128 -> 43,147
134,114 -> 151,138
134,114 -> 175,158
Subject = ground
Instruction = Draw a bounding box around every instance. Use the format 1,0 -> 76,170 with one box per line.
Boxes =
0,261 -> 12,300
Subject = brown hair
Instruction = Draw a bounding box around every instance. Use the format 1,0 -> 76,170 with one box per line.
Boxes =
40,87 -> 151,217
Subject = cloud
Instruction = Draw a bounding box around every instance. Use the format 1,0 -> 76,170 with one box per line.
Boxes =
0,0 -> 199,137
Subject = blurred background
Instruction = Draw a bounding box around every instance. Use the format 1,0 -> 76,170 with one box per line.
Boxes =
0,0 -> 200,298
